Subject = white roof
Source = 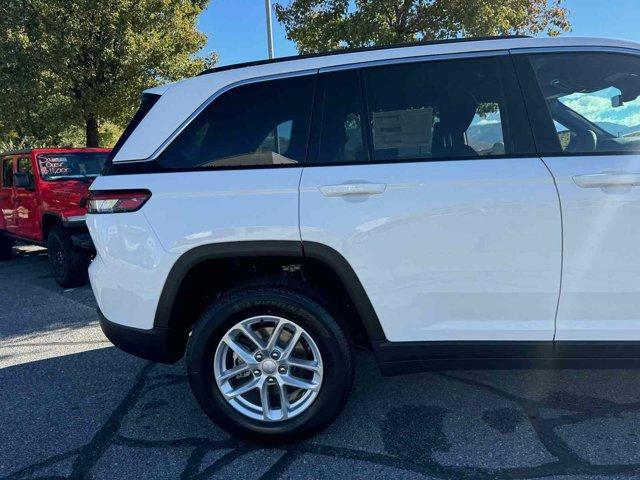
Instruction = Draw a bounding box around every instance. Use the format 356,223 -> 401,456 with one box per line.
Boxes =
115,37 -> 640,162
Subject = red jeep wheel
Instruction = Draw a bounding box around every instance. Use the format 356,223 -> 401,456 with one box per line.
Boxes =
0,235 -> 13,261
47,225 -> 89,288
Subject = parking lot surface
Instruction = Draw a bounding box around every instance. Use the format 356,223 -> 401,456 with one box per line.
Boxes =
1,249 -> 640,480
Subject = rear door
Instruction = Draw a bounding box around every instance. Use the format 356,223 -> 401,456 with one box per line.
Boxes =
515,50 -> 640,341
0,156 -> 16,232
15,156 -> 40,240
299,54 -> 562,342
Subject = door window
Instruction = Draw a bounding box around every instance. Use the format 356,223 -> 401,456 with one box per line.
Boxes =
16,157 -> 33,189
309,69 -> 369,165
362,56 -> 534,162
2,159 -> 13,188
525,52 -> 640,155
158,75 -> 316,170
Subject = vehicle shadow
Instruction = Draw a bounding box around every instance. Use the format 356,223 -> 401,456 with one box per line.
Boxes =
0,249 -> 97,340
3,344 -> 640,480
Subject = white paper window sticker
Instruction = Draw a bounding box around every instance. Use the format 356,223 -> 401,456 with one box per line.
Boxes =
372,108 -> 434,156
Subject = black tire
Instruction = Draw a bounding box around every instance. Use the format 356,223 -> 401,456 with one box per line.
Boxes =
47,225 -> 90,288
186,285 -> 354,443
0,235 -> 13,261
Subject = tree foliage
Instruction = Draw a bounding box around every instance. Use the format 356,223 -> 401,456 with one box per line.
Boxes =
274,0 -> 571,54
0,0 -> 216,148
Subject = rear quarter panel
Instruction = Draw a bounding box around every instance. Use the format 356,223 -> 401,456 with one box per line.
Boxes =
87,168 -> 302,329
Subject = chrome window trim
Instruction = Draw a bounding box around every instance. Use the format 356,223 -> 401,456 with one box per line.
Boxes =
318,49 -> 509,73
141,51 -> 509,164
120,68 -> 318,164
509,45 -> 640,56
120,45 -> 640,165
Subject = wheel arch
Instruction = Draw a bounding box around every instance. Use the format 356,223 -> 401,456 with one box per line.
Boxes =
41,212 -> 62,242
154,240 -> 386,358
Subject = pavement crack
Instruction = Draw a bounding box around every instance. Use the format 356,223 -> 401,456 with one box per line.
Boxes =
68,362 -> 156,479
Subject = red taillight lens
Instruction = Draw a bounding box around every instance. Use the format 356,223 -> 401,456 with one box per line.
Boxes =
87,190 -> 151,214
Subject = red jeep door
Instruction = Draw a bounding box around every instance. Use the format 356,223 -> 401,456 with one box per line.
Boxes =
15,156 -> 40,240
0,156 -> 16,233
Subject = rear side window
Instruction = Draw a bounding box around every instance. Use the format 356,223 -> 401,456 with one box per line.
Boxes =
2,158 -> 13,187
523,52 -> 640,155
158,75 -> 316,170
362,55 -> 535,162
309,69 -> 369,165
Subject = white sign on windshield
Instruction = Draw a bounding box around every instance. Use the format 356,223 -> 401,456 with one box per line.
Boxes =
38,157 -> 71,177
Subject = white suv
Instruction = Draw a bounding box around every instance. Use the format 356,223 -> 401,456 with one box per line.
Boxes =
88,36 -> 640,442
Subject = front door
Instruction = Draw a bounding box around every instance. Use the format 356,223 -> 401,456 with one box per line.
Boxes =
300,55 -> 562,342
0,156 -> 16,233
15,156 -> 40,240
520,50 -> 640,340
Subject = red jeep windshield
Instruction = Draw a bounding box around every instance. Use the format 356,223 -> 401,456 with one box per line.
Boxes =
37,152 -> 109,181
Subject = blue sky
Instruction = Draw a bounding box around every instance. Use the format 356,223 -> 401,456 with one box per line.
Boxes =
198,0 -> 640,66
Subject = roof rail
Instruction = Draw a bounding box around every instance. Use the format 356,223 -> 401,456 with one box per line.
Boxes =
198,35 -> 531,76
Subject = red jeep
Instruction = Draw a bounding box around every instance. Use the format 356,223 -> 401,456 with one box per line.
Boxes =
0,148 -> 111,287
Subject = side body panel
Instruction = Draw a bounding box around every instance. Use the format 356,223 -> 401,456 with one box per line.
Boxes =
87,168 -> 302,329
512,49 -> 640,341
543,154 -> 640,340
300,159 -> 562,341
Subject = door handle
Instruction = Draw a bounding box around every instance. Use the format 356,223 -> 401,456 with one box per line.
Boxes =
573,172 -> 640,188
319,183 -> 387,197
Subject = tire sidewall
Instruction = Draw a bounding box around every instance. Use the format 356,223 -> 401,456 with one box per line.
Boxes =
0,236 -> 13,261
187,288 -> 352,442
47,226 -> 89,287
47,230 -> 69,283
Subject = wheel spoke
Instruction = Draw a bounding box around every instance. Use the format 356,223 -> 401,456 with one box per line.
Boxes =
224,377 -> 260,400
265,318 -> 285,351
218,364 -> 251,383
280,327 -> 302,359
281,374 -> 320,392
287,357 -> 321,373
278,382 -> 289,420
238,321 -> 266,350
222,335 -> 255,365
260,380 -> 272,420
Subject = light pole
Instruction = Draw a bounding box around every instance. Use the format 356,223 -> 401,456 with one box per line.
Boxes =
265,0 -> 279,153
265,0 -> 274,59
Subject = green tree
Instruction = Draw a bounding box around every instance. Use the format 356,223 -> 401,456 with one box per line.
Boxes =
274,0 -> 570,54
0,0 -> 217,148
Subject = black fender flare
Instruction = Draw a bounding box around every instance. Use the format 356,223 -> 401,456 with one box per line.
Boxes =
153,240 -> 386,342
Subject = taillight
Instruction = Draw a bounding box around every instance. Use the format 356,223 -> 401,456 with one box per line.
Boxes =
87,190 -> 151,214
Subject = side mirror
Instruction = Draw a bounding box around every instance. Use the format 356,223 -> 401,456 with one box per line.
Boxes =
14,172 -> 33,189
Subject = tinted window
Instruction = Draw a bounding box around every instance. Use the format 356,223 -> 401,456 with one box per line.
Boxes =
311,70 -> 369,164
363,56 -> 533,162
527,52 -> 640,155
18,157 -> 33,175
158,75 -> 316,169
2,159 -> 13,188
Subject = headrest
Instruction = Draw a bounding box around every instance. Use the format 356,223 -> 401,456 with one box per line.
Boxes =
437,93 -> 478,134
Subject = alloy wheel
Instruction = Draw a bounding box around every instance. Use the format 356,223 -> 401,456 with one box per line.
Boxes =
213,315 -> 323,422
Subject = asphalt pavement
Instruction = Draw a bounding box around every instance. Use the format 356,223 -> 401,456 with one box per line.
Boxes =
1,248 -> 640,480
